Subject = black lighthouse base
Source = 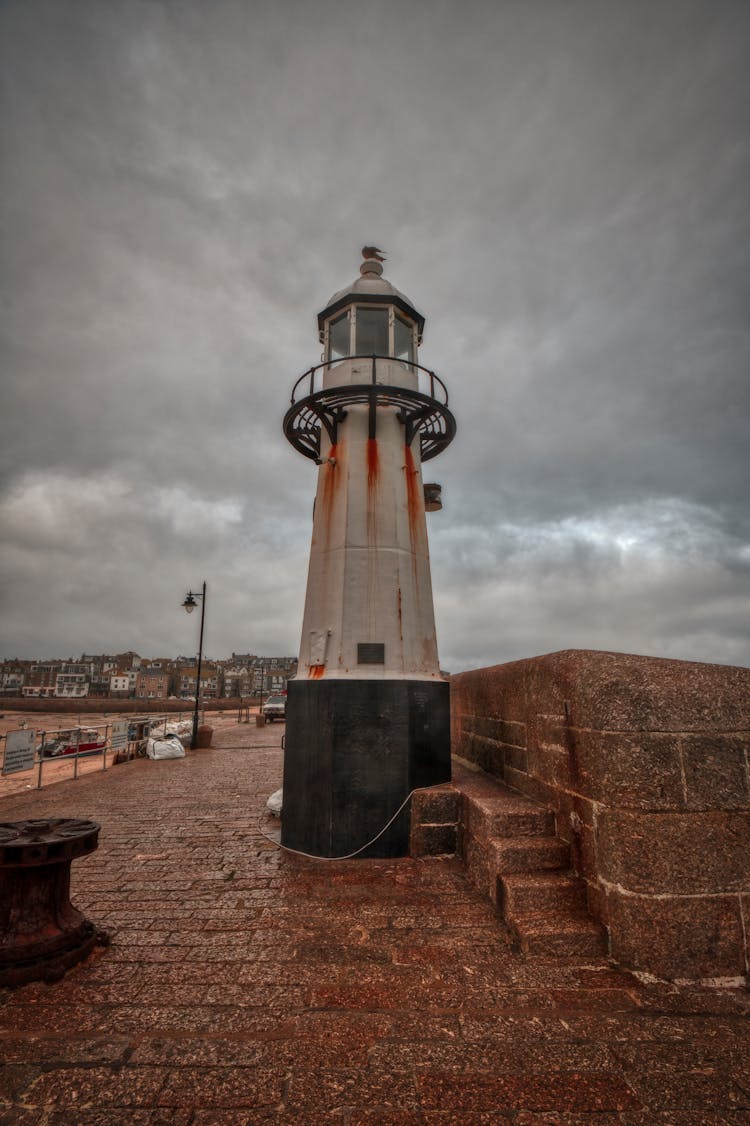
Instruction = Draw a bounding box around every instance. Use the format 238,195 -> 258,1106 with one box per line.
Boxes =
280,678 -> 450,858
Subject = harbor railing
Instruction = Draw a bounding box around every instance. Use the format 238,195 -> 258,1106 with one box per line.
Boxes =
0,713 -> 192,790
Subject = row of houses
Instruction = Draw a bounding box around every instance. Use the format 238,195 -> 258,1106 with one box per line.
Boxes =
0,652 -> 298,701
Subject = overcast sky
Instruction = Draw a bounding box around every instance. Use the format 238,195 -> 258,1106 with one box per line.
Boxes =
1,0 -> 749,671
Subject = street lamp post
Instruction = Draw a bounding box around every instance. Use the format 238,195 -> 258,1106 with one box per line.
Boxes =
182,581 -> 207,749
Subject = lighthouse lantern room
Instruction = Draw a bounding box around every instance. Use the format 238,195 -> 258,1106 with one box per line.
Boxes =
281,250 -> 456,857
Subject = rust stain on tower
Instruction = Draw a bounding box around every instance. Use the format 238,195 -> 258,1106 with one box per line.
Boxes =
319,441 -> 339,546
403,444 -> 421,552
366,437 -> 379,490
366,437 -> 380,546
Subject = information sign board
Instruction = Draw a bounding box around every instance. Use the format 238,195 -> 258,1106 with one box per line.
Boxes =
2,729 -> 37,775
111,720 -> 129,752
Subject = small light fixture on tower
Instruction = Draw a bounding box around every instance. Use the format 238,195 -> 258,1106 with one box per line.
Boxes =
423,482 -> 443,512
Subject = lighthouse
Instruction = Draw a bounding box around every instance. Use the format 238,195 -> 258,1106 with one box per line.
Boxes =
281,250 -> 456,857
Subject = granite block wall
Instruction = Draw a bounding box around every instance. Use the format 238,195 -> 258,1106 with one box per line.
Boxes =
450,650 -> 750,982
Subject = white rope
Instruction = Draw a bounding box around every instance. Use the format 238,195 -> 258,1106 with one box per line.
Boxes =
257,788 -> 418,860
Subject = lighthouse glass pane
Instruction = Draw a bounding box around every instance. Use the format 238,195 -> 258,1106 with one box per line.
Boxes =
394,315 -> 414,362
356,308 -> 389,355
328,313 -> 350,361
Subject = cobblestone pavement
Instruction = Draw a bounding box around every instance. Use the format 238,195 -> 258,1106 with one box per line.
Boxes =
0,722 -> 748,1123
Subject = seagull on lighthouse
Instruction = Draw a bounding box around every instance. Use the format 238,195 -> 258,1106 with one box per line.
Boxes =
361,245 -> 387,262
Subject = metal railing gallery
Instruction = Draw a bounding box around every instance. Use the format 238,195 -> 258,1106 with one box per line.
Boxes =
289,354 -> 450,406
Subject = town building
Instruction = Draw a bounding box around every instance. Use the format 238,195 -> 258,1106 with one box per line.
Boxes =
54,672 -> 89,698
0,662 -> 27,695
2,652 -> 296,700
23,663 -> 60,697
222,666 -> 252,698
135,668 -> 170,699
178,664 -> 220,700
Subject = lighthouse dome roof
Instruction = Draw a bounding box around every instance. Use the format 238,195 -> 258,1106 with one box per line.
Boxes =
318,256 -> 425,339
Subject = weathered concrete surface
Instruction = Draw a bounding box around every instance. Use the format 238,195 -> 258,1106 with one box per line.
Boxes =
451,649 -> 750,982
0,722 -> 748,1120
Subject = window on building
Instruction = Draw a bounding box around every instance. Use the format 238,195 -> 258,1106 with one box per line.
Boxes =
394,314 -> 414,362
328,312 -> 350,361
326,305 -> 417,362
356,308 -> 389,355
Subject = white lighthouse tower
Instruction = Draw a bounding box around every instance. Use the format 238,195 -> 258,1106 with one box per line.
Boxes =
281,250 -> 456,857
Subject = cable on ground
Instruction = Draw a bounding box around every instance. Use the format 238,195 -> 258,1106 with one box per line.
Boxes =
257,788 -> 418,860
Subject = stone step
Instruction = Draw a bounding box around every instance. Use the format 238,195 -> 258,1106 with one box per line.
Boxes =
498,871 -> 586,915
410,785 -> 460,857
444,765 -> 609,961
508,909 -> 608,958
488,835 -> 570,874
462,791 -> 555,842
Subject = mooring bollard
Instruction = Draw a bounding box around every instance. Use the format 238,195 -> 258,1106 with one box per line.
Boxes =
0,818 -> 108,987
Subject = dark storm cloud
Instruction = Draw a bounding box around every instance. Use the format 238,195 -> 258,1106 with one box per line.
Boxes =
1,0 -> 748,667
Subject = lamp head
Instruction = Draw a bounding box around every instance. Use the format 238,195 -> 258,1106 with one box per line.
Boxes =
182,593 -> 197,614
